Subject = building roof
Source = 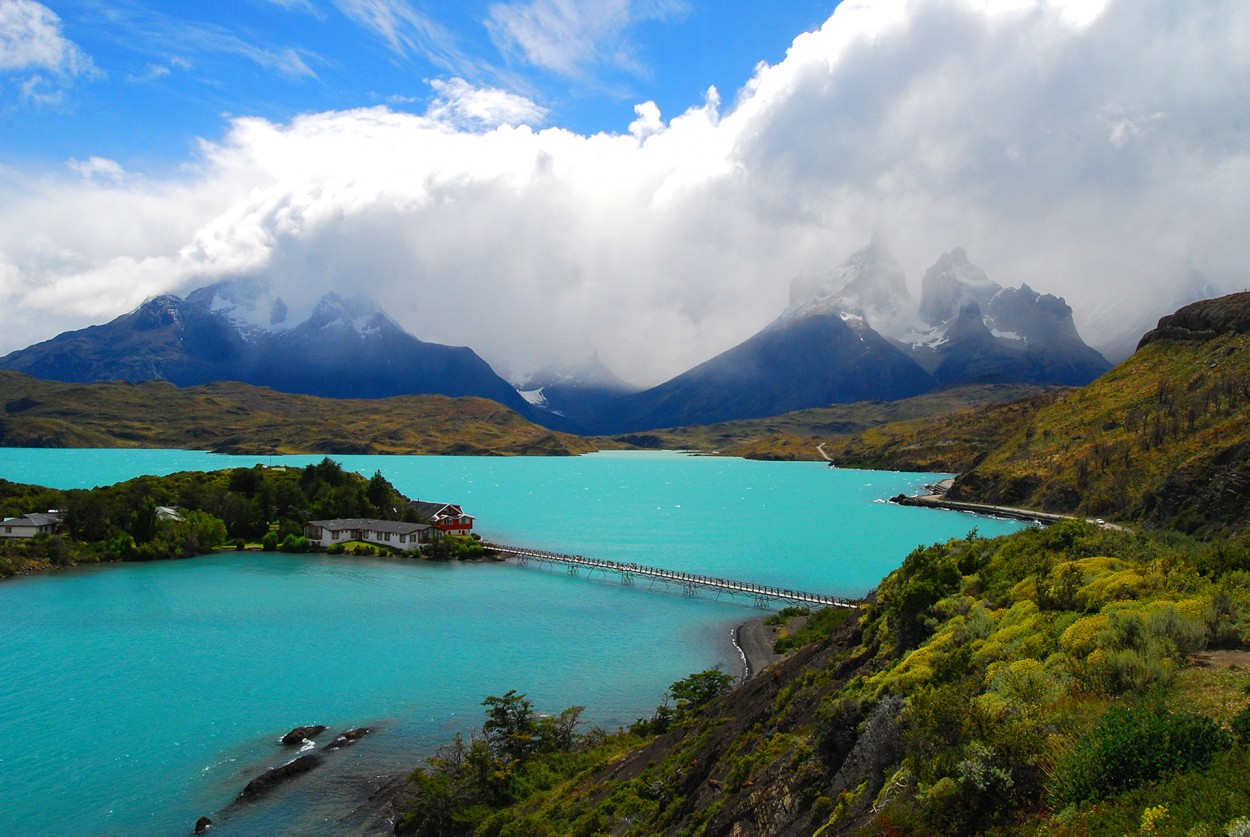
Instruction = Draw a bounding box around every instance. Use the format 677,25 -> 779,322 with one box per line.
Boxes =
307,518 -> 431,535
409,501 -> 472,520
3,512 -> 63,527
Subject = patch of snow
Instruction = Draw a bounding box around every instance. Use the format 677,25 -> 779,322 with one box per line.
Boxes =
838,310 -> 866,326
518,387 -> 547,406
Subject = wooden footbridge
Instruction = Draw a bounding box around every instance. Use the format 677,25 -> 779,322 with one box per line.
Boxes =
484,543 -> 858,610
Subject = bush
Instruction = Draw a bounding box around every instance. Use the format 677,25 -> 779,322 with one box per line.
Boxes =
1231,705 -> 1250,744
279,534 -> 310,553
261,531 -> 279,552
1050,706 -> 1231,806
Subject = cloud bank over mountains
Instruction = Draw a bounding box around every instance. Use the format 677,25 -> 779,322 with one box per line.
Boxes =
1,0 -> 1247,386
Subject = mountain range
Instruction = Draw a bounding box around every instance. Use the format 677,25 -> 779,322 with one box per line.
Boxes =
0,248 -> 1112,434
573,241 -> 1111,433
0,279 -> 536,416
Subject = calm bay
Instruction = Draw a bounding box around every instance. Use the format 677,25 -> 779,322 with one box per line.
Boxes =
0,449 -> 1024,835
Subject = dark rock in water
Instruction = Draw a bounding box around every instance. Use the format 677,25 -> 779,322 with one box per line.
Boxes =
237,753 -> 323,802
280,724 -> 327,746
194,815 -> 213,834
325,727 -> 372,751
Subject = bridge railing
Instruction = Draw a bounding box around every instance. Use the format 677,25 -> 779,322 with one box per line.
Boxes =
483,542 -> 858,609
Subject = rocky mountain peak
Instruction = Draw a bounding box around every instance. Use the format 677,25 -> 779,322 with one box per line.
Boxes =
919,247 -> 1002,326
132,295 -> 186,332
784,238 -> 913,335
943,300 -> 996,346
986,284 -> 1081,347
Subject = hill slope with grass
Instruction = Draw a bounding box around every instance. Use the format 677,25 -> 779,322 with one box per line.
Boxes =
0,371 -> 597,456
947,293 -> 1250,533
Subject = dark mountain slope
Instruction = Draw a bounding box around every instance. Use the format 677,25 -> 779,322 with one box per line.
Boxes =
0,284 -> 533,415
590,311 -> 937,434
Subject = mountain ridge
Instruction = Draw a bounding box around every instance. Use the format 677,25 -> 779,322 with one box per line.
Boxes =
0,280 -> 536,415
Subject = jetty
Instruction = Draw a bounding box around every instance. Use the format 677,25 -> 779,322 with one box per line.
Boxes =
484,543 -> 858,610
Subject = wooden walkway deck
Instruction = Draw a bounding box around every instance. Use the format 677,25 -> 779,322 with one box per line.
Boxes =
484,543 -> 858,610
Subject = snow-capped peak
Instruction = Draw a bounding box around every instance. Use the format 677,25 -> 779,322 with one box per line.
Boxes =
778,237 -> 918,336
918,247 -> 1002,326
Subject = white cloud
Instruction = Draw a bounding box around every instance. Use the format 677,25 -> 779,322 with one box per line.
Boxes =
487,0 -> 688,76
331,0 -> 468,73
0,0 -> 97,103
0,0 -> 1247,383
426,77 -> 548,129
68,157 -> 127,182
0,0 -> 92,74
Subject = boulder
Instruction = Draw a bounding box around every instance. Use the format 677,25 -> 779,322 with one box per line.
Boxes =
280,724 -> 327,746
237,753 -> 323,802
194,815 -> 213,834
325,727 -> 372,751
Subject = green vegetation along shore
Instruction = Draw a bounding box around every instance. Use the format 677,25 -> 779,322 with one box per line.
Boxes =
0,459 -> 481,578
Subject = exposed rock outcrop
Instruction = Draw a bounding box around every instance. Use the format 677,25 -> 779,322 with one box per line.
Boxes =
325,727 -> 372,751
237,754 -> 324,803
1136,291 -> 1250,349
280,724 -> 327,746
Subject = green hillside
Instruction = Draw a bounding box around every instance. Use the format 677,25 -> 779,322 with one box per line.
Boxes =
948,302 -> 1250,533
0,371 -> 598,456
614,383 -> 1048,460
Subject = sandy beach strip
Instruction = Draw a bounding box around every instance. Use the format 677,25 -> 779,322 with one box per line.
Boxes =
734,618 -> 783,679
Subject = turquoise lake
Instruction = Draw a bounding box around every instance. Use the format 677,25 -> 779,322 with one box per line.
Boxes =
0,449 -> 1025,836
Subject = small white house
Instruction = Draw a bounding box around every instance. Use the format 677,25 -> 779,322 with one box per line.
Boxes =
303,518 -> 435,549
1,512 -> 63,539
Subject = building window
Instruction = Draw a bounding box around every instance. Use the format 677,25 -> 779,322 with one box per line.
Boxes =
3,526 -> 10,534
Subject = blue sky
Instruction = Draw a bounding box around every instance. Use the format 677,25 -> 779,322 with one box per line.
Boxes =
0,0 -> 1247,385
2,0 -> 833,169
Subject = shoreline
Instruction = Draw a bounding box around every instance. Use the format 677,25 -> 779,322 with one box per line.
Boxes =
733,618 -> 783,679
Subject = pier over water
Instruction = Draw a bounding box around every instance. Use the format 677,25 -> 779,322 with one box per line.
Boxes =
485,543 -> 859,610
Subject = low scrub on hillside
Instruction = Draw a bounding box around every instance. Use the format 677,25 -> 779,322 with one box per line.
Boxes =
0,370 -> 598,456
951,333 -> 1250,533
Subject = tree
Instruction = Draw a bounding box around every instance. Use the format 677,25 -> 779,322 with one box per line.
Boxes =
130,496 -> 159,544
367,470 -> 391,511
482,690 -> 538,763
65,489 -> 113,542
668,668 -> 736,721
